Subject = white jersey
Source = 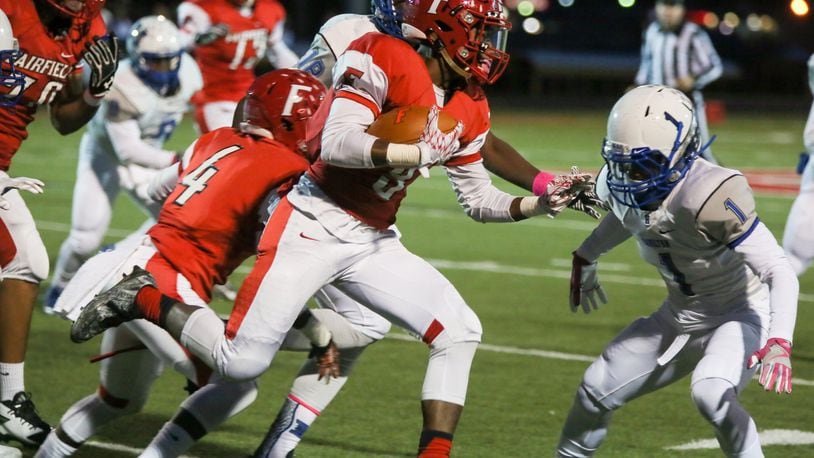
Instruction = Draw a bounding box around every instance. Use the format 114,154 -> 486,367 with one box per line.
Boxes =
801,53 -> 814,192
595,160 -> 772,332
82,54 -> 203,168
296,13 -> 379,87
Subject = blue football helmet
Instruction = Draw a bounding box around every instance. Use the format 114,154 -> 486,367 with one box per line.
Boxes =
127,16 -> 183,96
602,85 -> 712,210
0,10 -> 25,107
371,0 -> 404,38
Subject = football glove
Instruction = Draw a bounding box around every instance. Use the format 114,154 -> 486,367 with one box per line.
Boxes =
747,338 -> 792,394
796,152 -> 810,175
195,23 -> 230,46
569,251 -> 607,314
310,340 -> 341,383
83,34 -> 120,100
0,176 -> 45,210
539,167 -> 594,217
416,106 -> 463,177
567,186 -> 609,219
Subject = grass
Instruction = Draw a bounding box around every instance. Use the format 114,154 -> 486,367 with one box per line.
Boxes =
5,107 -> 813,457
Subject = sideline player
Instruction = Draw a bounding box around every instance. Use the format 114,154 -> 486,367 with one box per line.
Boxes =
0,0 -> 115,447
45,16 -> 202,312
635,0 -> 722,163
36,69 -> 333,458
559,85 -> 797,457
73,1 -> 597,456
782,53 -> 814,276
256,1 -> 605,455
177,0 -> 298,133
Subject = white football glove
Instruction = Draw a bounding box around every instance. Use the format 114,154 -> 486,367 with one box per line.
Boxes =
0,176 -> 45,210
569,251 -> 607,313
539,166 -> 594,217
415,105 -> 462,177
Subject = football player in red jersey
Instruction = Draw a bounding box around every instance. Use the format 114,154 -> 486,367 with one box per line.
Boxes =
0,0 -> 117,448
38,69 -> 334,457
178,0 -> 298,134
72,1 -> 597,456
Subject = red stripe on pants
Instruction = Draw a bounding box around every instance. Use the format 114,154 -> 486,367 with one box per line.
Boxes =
0,218 -> 16,267
226,197 -> 295,340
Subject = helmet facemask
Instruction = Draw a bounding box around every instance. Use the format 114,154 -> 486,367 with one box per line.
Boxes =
0,39 -> 25,107
602,112 -> 707,211
371,0 -> 405,38
128,16 -> 183,97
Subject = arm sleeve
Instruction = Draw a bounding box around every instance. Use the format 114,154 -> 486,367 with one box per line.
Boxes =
105,120 -> 178,169
734,222 -> 798,341
691,30 -> 723,89
266,21 -> 299,69
319,97 -> 378,168
634,27 -> 650,86
146,164 -> 181,202
177,2 -> 211,50
575,211 -> 632,262
445,159 -> 519,223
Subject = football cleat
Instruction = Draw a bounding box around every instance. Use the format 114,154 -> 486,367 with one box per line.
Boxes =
70,266 -> 155,343
0,392 -> 52,447
42,284 -> 63,316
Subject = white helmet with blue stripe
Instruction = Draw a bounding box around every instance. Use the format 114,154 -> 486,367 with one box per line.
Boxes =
127,15 -> 183,96
0,10 -> 25,107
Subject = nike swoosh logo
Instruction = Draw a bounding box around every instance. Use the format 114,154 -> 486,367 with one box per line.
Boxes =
60,52 -> 74,59
658,228 -> 675,234
0,371 -> 9,376
299,232 -> 318,241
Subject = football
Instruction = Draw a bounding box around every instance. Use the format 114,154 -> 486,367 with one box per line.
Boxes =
366,106 -> 459,143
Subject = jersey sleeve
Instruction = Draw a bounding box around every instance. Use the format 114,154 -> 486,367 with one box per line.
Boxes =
296,33 -> 336,87
695,174 -> 759,248
177,1 -> 212,50
332,33 -> 432,117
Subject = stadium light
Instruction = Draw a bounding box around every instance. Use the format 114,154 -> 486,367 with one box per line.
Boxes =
702,12 -> 719,29
618,0 -> 635,7
558,0 -> 575,7
522,17 -> 544,34
517,1 -> 535,16
790,0 -> 810,16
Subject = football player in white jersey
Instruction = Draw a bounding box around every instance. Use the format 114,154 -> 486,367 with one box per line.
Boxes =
558,85 -> 797,457
782,53 -> 814,276
44,16 -> 203,312
254,1 -> 607,455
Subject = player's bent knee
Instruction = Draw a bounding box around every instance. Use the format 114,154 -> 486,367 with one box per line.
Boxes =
67,227 -> 106,258
691,378 -> 736,425
5,232 -> 50,283
576,384 -> 609,416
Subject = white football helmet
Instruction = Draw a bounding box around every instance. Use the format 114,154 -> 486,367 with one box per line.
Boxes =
0,10 -> 25,107
602,85 -> 709,210
126,15 -> 183,96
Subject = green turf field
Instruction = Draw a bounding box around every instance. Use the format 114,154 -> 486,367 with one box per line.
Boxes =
6,108 -> 813,457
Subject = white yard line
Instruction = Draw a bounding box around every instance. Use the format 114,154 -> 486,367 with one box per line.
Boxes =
665,429 -> 814,451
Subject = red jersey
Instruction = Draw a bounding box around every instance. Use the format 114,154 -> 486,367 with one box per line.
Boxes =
180,0 -> 286,104
0,0 -> 106,170
308,33 -> 488,230
148,128 -> 308,301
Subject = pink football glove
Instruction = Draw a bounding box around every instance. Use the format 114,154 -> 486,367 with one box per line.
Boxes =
747,338 -> 792,394
540,167 -> 595,217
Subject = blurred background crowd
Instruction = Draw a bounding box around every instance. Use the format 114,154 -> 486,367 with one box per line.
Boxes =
103,0 -> 814,110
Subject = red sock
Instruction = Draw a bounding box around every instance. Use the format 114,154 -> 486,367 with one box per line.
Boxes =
135,285 -> 163,323
417,430 -> 453,458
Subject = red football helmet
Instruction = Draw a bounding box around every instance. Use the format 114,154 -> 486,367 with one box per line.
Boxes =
242,69 -> 326,157
44,0 -> 105,21
401,0 -> 511,85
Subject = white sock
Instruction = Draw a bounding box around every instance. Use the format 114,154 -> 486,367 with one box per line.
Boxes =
0,362 -> 24,401
0,443 -> 22,458
141,422 -> 194,458
33,431 -> 78,458
253,396 -> 320,458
